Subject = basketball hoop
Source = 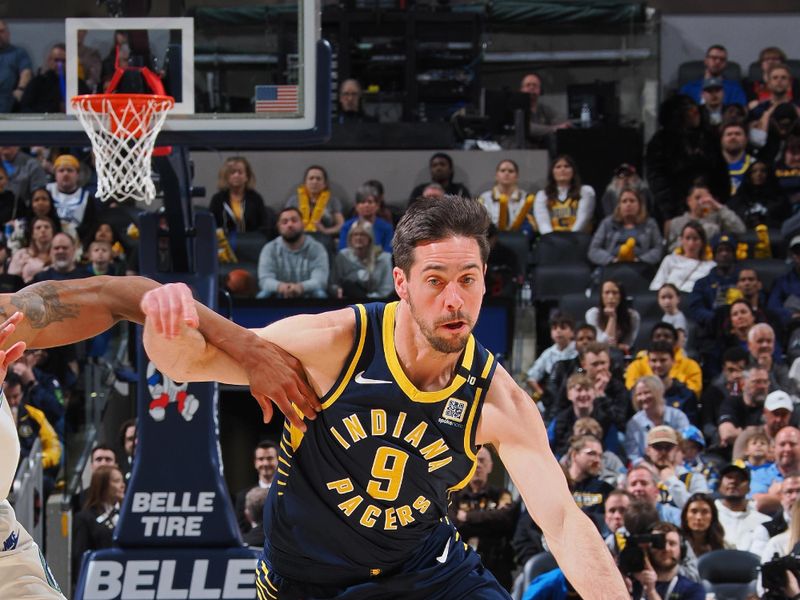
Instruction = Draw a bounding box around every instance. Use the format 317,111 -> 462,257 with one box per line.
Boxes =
71,93 -> 174,204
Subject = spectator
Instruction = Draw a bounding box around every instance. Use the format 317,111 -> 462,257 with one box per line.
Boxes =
7,187 -> 62,254
548,373 -> 614,458
746,47 -> 799,107
625,322 -> 702,399
233,440 -> 278,535
759,495 -> 800,565
720,122 -> 755,195
7,215 -> 54,283
769,234 -> 800,327
775,134 -> 800,212
32,232 -> 89,282
330,219 -> 393,300
656,284 -> 689,343
745,323 -> 793,393
0,242 -> 23,293
599,163 -> 655,218
717,366 -> 771,448
728,160 -> 789,229
585,279 -> 641,353
748,64 -> 799,132
257,207 -> 329,299
477,159 -> 533,234
642,425 -> 709,509
242,487 -> 268,547
700,346 -> 748,440
449,446 -> 518,591
545,324 -> 599,414
738,429 -> 774,495
338,183 -> 393,252
10,350 -> 64,440
625,465 -> 681,525
72,465 -> 125,584
519,72 -> 570,150
722,299 -> 758,353
755,102 -> 800,167
601,489 -> 633,539
750,426 -> 800,514
680,44 -> 747,107
362,178 -> 397,226
407,153 -> 470,204
87,240 -> 117,276
680,426 -> 720,492
625,376 -> 691,465
90,444 -> 116,471
20,43 -> 83,113
526,311 -> 577,403
732,268 -> 779,331
761,392 -> 795,446
420,182 -> 445,200
645,95 -> 731,222
665,184 -> 745,252
651,221 -> 715,294
687,232 -> 740,333
714,463 -> 770,551
0,146 -> 48,204
680,493 -> 727,558
285,165 -> 344,237
117,418 -> 136,482
0,163 -> 17,225
533,154 -> 595,234
631,522 -> 706,600
700,77 -> 726,126
0,19 -> 32,112
570,416 -> 627,488
208,156 -> 275,236
588,187 -> 663,267
336,78 -> 376,124
751,472 -> 800,558
563,434 -> 614,519
46,154 -> 97,240
77,28 -> 102,93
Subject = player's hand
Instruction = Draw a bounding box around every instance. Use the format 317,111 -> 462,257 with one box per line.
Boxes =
0,312 -> 27,381
140,283 -> 199,339
241,336 -> 320,431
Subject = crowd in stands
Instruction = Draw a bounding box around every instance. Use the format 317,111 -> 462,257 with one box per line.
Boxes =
4,20 -> 800,598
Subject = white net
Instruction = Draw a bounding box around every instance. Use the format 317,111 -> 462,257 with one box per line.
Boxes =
71,94 -> 174,204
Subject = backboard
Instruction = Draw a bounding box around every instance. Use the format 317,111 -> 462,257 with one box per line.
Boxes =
0,0 -> 330,148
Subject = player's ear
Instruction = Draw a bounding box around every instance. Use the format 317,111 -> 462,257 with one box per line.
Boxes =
393,266 -> 408,300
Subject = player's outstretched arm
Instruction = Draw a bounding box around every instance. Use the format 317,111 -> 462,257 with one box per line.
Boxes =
141,283 -> 353,431
477,365 -> 628,599
0,276 -> 319,429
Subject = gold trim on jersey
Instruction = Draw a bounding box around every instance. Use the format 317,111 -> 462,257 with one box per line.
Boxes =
382,302 -> 475,403
321,303 -> 368,410
448,353 -> 495,492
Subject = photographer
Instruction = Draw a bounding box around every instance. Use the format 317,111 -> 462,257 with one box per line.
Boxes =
630,522 -> 705,600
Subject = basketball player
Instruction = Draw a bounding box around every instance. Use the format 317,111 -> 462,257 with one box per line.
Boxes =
140,195 -> 627,599
0,312 -> 66,599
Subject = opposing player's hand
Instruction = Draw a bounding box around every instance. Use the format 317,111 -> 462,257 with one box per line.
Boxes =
0,312 -> 27,380
241,338 -> 320,431
140,283 -> 199,338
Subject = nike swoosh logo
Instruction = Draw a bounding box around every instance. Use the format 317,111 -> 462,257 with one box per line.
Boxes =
354,371 -> 393,385
436,539 -> 450,564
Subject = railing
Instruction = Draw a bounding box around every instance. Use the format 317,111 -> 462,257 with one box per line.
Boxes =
10,437 -> 43,545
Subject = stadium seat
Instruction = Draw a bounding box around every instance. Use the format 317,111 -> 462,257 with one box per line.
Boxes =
497,230 -> 532,278
697,549 -> 760,600
532,263 -> 592,301
511,572 -> 525,600
631,290 -> 661,320
232,231 -> 269,264
523,552 -> 558,589
601,263 -> 655,295
677,60 -> 742,89
747,59 -> 800,83
533,232 -> 591,266
632,317 -> 660,354
559,292 -> 596,322
739,258 -> 789,292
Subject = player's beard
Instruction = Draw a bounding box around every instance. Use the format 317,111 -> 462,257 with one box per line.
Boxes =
407,294 -> 473,355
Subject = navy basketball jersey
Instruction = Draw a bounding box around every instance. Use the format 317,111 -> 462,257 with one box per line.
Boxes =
263,301 -> 498,585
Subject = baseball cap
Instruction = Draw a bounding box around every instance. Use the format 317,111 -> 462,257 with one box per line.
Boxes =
765,390 -> 794,413
680,425 -> 705,448
702,77 -> 724,90
647,425 -> 678,446
720,463 -> 750,481
710,232 -> 737,252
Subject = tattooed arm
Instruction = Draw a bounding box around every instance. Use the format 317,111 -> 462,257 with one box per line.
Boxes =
0,276 -> 320,428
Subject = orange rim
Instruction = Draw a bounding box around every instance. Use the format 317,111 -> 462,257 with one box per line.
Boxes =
71,93 -> 175,113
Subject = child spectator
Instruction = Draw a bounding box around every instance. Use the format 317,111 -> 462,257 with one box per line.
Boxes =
526,312 -> 577,402
679,425 -> 720,492
738,429 -> 774,498
87,239 -> 117,276
658,284 -> 689,347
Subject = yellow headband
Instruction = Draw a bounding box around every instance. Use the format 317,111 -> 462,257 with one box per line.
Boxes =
54,155 -> 79,170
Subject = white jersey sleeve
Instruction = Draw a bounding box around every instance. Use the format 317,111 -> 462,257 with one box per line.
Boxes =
0,393 -> 19,502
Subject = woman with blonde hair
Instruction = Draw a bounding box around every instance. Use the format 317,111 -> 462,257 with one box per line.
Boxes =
208,156 -> 275,235
624,375 -> 690,464
477,159 -> 533,233
330,219 -> 393,300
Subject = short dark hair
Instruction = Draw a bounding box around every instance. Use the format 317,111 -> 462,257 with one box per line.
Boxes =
722,346 -> 749,364
650,322 -> 677,341
648,340 -> 674,355
303,164 -> 328,183
256,440 -> 278,456
3,371 -> 22,389
549,311 -> 575,330
706,44 -> 727,56
92,443 -> 115,458
392,195 -> 490,274
429,152 -> 453,169
278,207 -> 302,220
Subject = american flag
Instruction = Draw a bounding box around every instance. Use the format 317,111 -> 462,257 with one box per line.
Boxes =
255,85 -> 298,113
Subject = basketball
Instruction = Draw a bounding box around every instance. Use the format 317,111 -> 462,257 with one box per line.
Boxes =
225,269 -> 257,297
